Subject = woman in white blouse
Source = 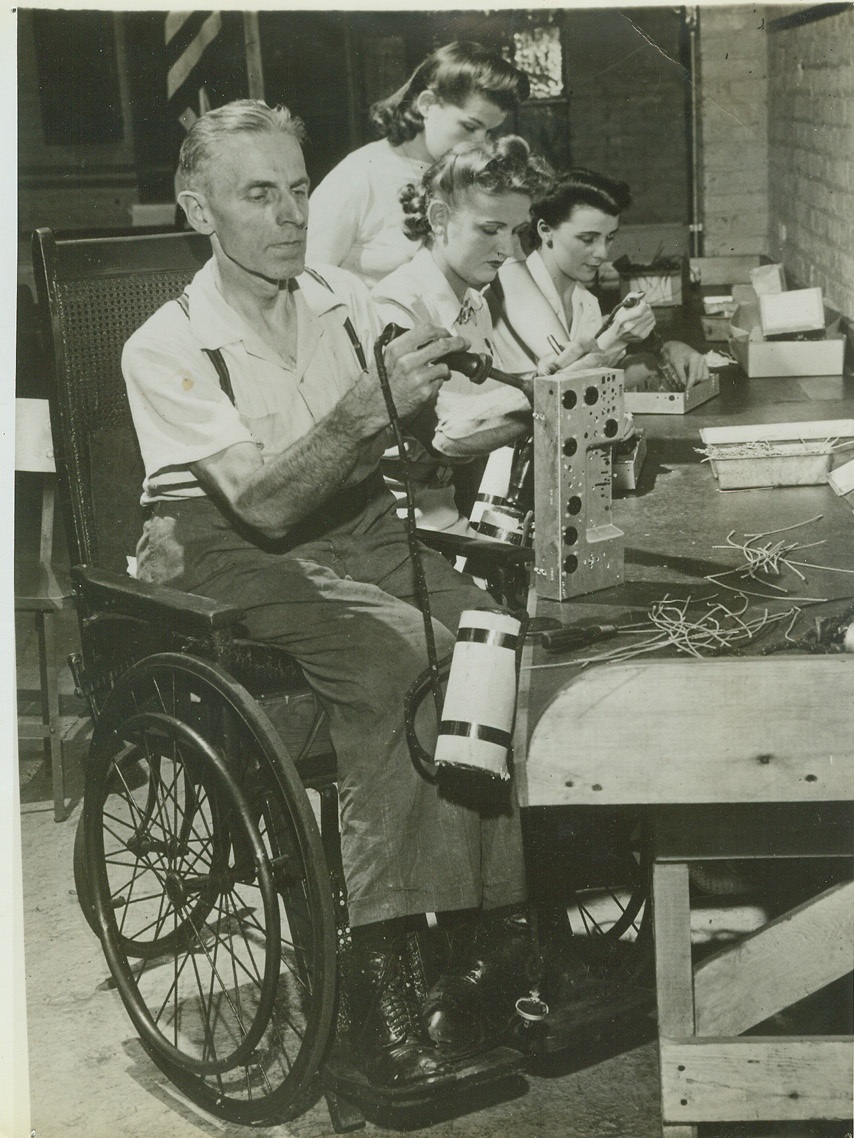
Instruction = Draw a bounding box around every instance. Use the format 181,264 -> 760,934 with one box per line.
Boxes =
372,135 -> 553,533
306,41 -> 529,287
490,168 -> 710,390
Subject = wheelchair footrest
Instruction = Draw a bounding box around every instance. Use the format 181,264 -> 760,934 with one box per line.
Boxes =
323,1043 -> 525,1112
536,983 -> 655,1055
324,1086 -> 367,1133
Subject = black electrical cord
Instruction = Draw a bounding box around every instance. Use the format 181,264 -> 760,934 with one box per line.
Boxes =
373,325 -> 446,779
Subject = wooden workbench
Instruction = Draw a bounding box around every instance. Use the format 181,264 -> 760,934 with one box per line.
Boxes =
518,338 -> 854,1137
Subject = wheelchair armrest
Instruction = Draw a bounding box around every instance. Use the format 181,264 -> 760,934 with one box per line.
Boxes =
71,565 -> 245,633
415,529 -> 534,566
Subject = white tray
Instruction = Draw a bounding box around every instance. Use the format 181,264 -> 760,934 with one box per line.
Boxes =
700,419 -> 854,489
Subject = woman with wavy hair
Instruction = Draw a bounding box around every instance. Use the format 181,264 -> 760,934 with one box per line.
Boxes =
371,135 -> 553,533
306,41 -> 529,286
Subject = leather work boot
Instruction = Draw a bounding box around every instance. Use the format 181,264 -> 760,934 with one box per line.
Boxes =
351,922 -> 452,1089
423,908 -> 537,1059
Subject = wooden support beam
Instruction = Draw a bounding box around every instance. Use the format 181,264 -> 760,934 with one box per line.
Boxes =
694,880 -> 854,1036
660,1037 -> 853,1123
654,863 -> 695,1034
652,802 -> 854,860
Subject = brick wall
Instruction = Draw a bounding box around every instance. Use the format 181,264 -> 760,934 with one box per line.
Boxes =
566,8 -> 689,228
697,6 -> 769,257
767,7 -> 854,320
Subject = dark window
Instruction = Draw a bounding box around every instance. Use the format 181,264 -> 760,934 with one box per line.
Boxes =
32,10 -> 124,145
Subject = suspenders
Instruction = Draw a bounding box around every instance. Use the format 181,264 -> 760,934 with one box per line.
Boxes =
175,271 -> 367,406
302,268 -> 368,372
175,292 -> 235,402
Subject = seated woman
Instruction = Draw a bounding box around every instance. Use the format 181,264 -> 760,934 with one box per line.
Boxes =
371,135 -> 553,534
489,167 -> 710,391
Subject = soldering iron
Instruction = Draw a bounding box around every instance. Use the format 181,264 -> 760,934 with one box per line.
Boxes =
382,323 -> 530,393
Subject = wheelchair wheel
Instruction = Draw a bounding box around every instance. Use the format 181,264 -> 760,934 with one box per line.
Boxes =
84,653 -> 337,1125
560,819 -> 652,987
566,826 -> 650,943
526,808 -> 652,991
73,809 -> 97,935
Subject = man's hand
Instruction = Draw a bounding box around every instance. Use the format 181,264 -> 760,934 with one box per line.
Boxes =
661,340 -> 710,391
364,324 -> 469,425
597,299 -> 656,353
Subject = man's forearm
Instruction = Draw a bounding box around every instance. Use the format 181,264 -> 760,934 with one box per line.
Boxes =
191,324 -> 465,538
223,379 -> 388,536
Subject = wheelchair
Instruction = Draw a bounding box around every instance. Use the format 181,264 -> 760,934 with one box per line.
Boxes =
33,227 -> 650,1131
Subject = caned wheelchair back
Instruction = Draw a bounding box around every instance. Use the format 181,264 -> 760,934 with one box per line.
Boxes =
31,228 -> 312,732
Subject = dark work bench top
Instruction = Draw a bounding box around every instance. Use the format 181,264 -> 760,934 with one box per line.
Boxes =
515,305 -> 854,768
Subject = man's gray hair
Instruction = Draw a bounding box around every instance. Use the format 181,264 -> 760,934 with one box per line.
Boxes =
179,99 -> 306,193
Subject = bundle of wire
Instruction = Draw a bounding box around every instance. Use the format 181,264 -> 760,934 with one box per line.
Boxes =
373,326 -> 448,767
531,595 -> 802,672
708,514 -> 854,601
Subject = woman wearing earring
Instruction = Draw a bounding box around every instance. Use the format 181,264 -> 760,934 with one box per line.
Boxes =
489,168 -> 710,390
371,135 -> 553,533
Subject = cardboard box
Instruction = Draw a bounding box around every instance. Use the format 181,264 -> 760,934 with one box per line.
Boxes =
618,266 -> 684,308
701,314 -> 734,342
829,458 -> 854,516
615,256 -> 687,308
829,457 -> 854,499
732,283 -> 758,306
700,419 -> 854,490
759,287 -> 825,336
701,296 -> 739,342
625,374 -> 719,415
728,303 -> 845,377
612,431 -> 647,491
749,262 -> 787,296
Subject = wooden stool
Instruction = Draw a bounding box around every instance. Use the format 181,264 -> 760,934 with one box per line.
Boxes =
15,398 -> 75,821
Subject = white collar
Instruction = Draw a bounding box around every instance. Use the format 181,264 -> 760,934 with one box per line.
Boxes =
406,246 -> 485,330
184,257 -> 351,379
526,250 -> 569,335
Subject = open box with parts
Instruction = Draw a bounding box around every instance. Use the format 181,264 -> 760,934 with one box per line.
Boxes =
699,419 -> 854,490
728,301 -> 846,378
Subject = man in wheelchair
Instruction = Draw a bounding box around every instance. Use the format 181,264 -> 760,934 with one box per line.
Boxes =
122,99 -> 533,1093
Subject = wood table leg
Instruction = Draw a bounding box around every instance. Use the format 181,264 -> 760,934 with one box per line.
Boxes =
653,861 -> 697,1138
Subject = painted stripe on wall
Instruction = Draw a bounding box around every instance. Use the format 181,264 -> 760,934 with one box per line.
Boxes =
166,12 -> 222,101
